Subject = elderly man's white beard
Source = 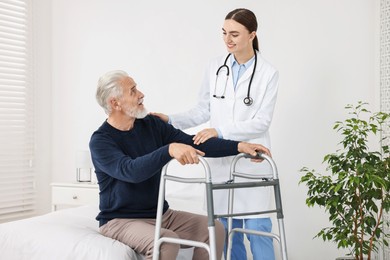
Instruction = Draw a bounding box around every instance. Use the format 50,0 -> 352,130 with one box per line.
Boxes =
125,107 -> 148,119
135,108 -> 148,119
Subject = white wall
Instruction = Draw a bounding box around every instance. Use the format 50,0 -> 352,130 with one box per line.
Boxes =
42,0 -> 380,259
33,0 -> 52,214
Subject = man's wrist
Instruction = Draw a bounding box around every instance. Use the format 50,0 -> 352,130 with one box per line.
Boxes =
237,142 -> 243,153
216,128 -> 223,138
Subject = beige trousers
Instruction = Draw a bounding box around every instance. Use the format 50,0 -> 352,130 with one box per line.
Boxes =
100,209 -> 225,260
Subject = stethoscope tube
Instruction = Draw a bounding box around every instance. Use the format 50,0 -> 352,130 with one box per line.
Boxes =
213,52 -> 257,106
213,54 -> 231,99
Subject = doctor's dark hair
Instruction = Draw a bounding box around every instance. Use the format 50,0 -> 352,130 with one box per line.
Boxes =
225,8 -> 259,51
96,70 -> 128,115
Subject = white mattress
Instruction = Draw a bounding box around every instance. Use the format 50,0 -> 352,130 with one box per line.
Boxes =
0,205 -> 144,260
0,204 -> 197,260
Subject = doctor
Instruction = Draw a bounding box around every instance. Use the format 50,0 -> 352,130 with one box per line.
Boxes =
152,8 -> 278,260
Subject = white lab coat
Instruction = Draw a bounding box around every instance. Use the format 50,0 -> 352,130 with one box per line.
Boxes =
170,51 -> 279,217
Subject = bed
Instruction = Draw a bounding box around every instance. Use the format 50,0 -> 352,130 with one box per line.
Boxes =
0,205 -> 145,260
0,204 -> 196,260
0,161 -> 210,260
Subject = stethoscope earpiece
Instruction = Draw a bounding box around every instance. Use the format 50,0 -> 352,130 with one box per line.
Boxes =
213,52 -> 257,106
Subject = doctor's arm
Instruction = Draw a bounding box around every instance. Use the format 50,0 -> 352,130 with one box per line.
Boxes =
149,71 -> 210,129
167,68 -> 212,130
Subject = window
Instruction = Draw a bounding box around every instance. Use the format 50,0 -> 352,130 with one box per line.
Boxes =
0,0 -> 34,223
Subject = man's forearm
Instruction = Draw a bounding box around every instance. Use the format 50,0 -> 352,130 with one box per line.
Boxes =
195,137 -> 239,157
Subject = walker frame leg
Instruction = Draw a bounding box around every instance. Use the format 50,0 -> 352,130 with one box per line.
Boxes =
225,153 -> 288,260
153,158 -> 218,260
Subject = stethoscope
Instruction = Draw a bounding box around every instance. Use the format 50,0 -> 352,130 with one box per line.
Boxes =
213,51 -> 257,106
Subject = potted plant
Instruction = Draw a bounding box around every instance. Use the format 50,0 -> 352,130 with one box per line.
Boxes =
299,101 -> 390,260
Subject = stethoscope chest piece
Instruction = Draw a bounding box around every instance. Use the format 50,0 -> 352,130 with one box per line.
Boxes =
243,96 -> 253,106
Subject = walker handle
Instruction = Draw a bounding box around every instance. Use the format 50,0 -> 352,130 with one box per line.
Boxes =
232,153 -> 278,180
243,152 -> 265,160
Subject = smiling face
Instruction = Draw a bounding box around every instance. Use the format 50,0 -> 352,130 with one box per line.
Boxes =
117,76 -> 148,119
222,19 -> 256,56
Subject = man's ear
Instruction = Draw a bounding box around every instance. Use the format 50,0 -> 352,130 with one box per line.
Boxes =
109,98 -> 121,111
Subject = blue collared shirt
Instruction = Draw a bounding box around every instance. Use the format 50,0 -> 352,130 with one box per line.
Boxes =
231,55 -> 255,89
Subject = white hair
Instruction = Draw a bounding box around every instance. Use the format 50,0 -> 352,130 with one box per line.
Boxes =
96,70 -> 128,115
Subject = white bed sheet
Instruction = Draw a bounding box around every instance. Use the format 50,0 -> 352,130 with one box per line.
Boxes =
0,205 -> 144,260
0,204 -> 196,260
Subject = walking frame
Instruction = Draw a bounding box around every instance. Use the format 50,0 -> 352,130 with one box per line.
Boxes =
152,153 -> 288,260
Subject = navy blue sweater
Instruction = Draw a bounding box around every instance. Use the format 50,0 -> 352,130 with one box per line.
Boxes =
89,115 -> 239,227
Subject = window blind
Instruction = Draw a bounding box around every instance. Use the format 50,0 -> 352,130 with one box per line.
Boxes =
0,0 -> 35,223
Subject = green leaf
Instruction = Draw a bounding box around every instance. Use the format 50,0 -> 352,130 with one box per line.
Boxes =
298,101 -> 390,256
